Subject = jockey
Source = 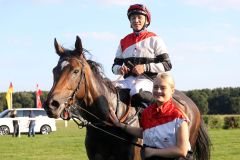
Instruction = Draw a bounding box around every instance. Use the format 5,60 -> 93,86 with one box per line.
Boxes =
112,4 -> 172,108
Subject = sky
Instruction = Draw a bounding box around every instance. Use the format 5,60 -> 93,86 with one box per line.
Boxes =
0,0 -> 240,92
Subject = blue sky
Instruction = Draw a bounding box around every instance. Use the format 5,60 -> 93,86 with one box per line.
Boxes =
0,0 -> 240,92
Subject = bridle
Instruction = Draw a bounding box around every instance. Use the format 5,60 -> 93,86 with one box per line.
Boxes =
55,56 -> 88,121
53,56 -> 143,148
57,56 -> 139,127
65,57 -> 87,103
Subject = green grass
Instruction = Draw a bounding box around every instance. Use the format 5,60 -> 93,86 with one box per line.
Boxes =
0,120 -> 87,160
0,120 -> 240,160
209,129 -> 240,160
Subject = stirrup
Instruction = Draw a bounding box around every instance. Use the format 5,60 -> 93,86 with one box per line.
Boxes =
139,102 -> 148,108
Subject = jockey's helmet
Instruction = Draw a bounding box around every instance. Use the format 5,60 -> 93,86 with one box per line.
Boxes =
127,4 -> 151,27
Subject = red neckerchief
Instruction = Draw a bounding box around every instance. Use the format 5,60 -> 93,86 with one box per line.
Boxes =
141,99 -> 187,130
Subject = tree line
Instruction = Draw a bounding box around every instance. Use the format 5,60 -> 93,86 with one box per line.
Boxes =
0,91 -> 48,112
185,87 -> 240,114
0,87 -> 240,114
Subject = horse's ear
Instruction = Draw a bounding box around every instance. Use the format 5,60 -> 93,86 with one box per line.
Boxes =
75,36 -> 83,55
54,38 -> 65,56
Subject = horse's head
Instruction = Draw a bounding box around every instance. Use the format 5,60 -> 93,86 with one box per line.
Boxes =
44,36 -> 88,119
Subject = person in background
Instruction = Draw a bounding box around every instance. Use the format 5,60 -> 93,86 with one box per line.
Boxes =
112,4 -> 172,108
10,109 -> 19,137
110,73 -> 192,160
28,110 -> 35,137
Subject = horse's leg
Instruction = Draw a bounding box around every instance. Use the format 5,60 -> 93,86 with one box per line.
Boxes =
85,130 -> 99,160
94,154 -> 105,160
85,138 -> 105,160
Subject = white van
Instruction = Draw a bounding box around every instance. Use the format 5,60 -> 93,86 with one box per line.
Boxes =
0,108 -> 56,135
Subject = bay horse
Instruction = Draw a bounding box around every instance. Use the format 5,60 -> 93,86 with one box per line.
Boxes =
44,36 -> 211,160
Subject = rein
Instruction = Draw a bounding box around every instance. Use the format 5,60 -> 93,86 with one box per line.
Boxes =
70,104 -> 143,149
59,57 -> 142,148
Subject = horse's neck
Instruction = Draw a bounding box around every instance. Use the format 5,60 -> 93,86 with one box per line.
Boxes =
87,77 -> 115,104
86,77 -> 131,121
80,76 -> 113,106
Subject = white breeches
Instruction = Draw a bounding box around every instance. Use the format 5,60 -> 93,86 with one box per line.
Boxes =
114,75 -> 153,96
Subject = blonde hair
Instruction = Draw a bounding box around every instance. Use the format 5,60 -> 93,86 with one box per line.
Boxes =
155,72 -> 175,89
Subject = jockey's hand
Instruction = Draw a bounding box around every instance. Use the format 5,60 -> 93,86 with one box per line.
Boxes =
118,66 -> 130,75
132,64 -> 145,76
109,108 -> 122,128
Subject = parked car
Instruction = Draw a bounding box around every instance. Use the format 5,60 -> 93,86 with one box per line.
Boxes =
0,108 -> 56,136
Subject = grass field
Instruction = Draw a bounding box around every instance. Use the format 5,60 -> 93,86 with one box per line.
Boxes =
0,120 -> 240,160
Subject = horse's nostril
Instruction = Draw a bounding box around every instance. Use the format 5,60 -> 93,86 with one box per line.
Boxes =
51,100 -> 60,109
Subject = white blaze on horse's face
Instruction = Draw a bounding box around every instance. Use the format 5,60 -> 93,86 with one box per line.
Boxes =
61,61 -> 69,70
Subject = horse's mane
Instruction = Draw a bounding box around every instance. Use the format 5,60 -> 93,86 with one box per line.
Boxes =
81,50 -> 116,93
87,59 -> 116,93
60,47 -> 116,93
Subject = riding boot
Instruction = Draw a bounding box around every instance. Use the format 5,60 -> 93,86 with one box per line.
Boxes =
131,90 -> 156,108
118,88 -> 131,105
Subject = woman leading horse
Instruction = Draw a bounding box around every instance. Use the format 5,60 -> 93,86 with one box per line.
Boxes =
44,36 -> 211,160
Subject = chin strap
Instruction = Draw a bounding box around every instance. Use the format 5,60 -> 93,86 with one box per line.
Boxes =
132,19 -> 148,34
133,25 -> 147,35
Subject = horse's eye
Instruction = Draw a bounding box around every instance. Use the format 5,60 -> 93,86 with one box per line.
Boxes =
73,70 -> 79,74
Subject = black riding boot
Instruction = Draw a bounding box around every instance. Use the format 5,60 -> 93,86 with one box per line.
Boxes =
117,88 -> 131,105
131,90 -> 156,108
